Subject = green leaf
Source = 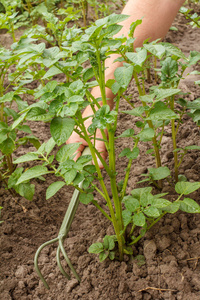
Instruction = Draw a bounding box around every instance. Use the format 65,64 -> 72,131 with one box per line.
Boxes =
119,147 -> 139,159
50,117 -> 75,146
99,251 -> 109,262
139,94 -> 154,103
129,19 -> 142,37
114,65 -> 134,89
17,166 -> 50,184
7,167 -> 23,189
124,196 -> 140,212
175,182 -> 200,195
144,44 -> 166,59
103,235 -> 115,250
79,193 -> 94,204
46,181 -> 65,200
131,187 -> 152,200
27,136 -> 41,150
106,13 -> 129,25
185,145 -> 200,150
160,42 -> 186,59
149,167 -> 170,180
19,125 -> 32,134
178,174 -> 187,182
147,102 -> 178,121
64,169 -> 77,184
186,98 -> 200,109
68,95 -> 84,103
14,153 -> 39,164
12,113 -> 27,130
83,67 -> 95,82
0,137 -> 15,154
88,242 -> 104,254
42,66 -> 62,79
133,212 -> 146,227
122,106 -> 145,117
155,88 -> 181,101
161,57 -> 178,81
137,128 -> 155,142
180,198 -> 200,213
118,128 -> 135,138
162,202 -> 180,213
126,49 -> 147,66
109,251 -> 115,260
26,107 -> 47,121
56,143 -> 81,162
134,255 -> 146,267
152,198 -> 172,208
88,105 -> 117,133
18,182 -> 35,201
0,92 -> 14,103
122,209 -> 132,227
143,206 -> 160,217
44,137 -> 56,156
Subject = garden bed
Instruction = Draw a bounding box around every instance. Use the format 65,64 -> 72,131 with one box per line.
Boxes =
1,9 -> 200,300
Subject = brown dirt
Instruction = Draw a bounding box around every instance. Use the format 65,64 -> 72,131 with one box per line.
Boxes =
1,9 -> 200,300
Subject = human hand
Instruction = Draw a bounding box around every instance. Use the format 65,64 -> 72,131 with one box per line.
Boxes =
66,108 -> 107,169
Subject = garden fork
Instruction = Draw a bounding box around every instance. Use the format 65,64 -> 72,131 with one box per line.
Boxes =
34,147 -> 92,289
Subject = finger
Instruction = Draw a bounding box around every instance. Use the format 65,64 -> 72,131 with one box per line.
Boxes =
73,144 -> 85,161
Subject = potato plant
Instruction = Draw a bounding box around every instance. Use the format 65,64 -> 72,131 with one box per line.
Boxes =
0,38 -> 50,199
14,14 -> 200,261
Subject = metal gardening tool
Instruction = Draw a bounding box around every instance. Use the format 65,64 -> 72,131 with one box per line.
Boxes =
34,147 -> 92,289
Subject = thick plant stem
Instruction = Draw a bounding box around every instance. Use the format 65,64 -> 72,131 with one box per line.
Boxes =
96,51 -> 124,259
96,48 -> 107,105
92,46 -> 125,260
108,126 -> 124,261
80,120 -> 124,259
121,139 -> 139,200
171,119 -> 178,182
81,0 -> 87,27
1,103 -> 4,122
170,96 -> 178,182
133,72 -> 162,175
7,155 -> 13,174
154,56 -> 157,83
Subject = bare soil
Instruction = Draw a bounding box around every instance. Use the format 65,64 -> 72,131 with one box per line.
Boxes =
1,10 -> 200,300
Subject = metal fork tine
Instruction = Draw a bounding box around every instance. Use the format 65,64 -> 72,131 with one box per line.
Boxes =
34,147 -> 92,288
59,239 -> 81,282
34,237 -> 59,290
56,245 -> 71,279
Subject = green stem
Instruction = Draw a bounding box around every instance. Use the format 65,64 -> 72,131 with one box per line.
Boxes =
134,71 -> 162,179
96,48 -> 107,105
133,71 -> 144,96
108,128 -> 124,259
129,212 -> 166,245
91,200 -> 112,222
6,155 -> 13,174
120,138 -> 139,200
1,103 -> 4,122
158,121 -> 165,147
154,56 -> 157,83
177,150 -> 187,168
170,95 -> 178,182
122,95 -> 135,109
11,23 -> 16,43
129,224 -> 136,237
